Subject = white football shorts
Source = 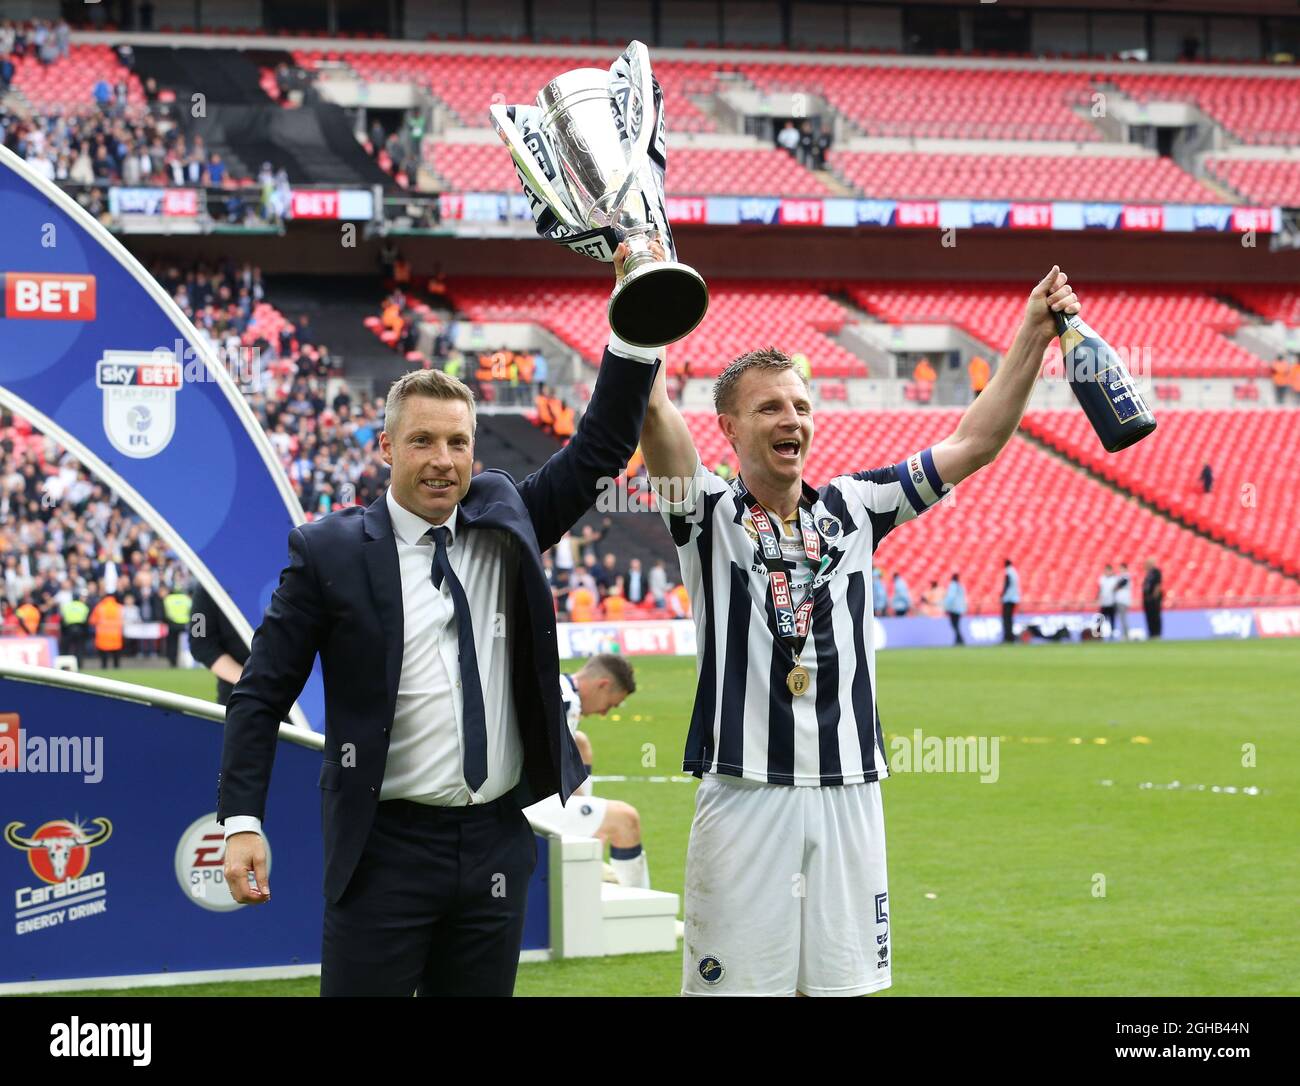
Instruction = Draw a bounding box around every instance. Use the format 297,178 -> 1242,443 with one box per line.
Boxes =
682,773 -> 891,997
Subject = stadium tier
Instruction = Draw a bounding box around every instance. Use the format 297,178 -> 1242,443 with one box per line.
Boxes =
681,410 -> 1300,611
6,44 -> 144,112
1021,409 -> 1300,577
828,150 -> 1219,203
447,278 -> 1276,381
738,64 -> 1099,142
448,277 -> 869,376
1229,285 -> 1300,326
848,283 -> 1268,379
1204,157 -> 1300,207
429,142 -> 832,196
294,50 -> 725,132
1105,73 -> 1300,146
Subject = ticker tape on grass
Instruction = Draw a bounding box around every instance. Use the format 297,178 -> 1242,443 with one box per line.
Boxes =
1101,779 -> 1266,795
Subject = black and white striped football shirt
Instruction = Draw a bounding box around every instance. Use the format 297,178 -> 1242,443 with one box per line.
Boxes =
661,448 -> 951,786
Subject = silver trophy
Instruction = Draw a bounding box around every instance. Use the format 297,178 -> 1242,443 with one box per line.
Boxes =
489,41 -> 708,348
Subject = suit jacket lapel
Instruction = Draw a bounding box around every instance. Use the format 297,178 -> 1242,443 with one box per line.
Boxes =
363,495 -> 404,711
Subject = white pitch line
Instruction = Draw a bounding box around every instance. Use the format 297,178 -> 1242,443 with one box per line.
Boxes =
590,775 -> 698,783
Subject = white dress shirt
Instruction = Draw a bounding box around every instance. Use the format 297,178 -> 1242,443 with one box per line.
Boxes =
224,486 -> 525,840
380,487 -> 523,806
226,335 -> 659,840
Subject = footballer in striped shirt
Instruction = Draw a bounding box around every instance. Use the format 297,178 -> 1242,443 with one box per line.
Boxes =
629,249 -> 1081,996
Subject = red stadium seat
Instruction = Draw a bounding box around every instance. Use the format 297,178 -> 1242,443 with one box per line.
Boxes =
1021,409 -> 1300,577
447,277 -> 868,377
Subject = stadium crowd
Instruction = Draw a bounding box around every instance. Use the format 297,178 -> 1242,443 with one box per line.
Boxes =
1,31 -> 303,228
544,521 -> 689,622
0,421 -> 196,667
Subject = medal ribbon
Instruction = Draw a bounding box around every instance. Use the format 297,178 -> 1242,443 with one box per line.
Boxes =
737,478 -> 823,657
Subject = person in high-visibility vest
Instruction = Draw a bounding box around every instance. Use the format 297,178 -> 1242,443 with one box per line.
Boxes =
536,393 -> 556,433
59,595 -> 90,666
569,583 -> 597,622
516,352 -> 535,399
16,596 -> 41,636
969,355 -> 991,398
1271,357 -> 1290,404
913,356 -> 937,401
791,352 -> 812,381
553,402 -> 575,439
1290,361 -> 1300,401
603,584 -> 627,621
89,593 -> 124,669
163,587 -> 192,667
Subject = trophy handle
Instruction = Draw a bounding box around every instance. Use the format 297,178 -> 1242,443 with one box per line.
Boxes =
489,103 -> 585,234
608,40 -> 657,223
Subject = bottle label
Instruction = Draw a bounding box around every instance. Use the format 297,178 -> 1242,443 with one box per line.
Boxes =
1098,366 -> 1146,422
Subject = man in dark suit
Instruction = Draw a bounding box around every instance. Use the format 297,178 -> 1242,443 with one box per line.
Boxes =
1142,558 -> 1164,639
189,582 -> 250,705
218,255 -> 660,997
624,557 -> 646,605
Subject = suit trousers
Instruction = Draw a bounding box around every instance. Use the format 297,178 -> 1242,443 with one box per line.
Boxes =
321,797 -> 537,997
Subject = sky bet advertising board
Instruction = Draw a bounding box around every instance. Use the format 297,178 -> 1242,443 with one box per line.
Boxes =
0,146 -> 323,729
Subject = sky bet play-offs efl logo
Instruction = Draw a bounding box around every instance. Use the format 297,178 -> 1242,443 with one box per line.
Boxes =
95,351 -> 181,459
5,816 -> 113,936
1,272 -> 96,320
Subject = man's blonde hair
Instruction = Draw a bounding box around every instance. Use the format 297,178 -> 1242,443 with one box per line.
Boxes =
712,347 -> 808,415
384,368 -> 477,437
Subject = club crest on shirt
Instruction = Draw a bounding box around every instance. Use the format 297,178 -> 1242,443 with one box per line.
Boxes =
815,512 -> 842,540
697,955 -> 725,985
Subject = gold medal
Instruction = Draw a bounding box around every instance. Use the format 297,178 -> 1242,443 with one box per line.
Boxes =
787,664 -> 810,696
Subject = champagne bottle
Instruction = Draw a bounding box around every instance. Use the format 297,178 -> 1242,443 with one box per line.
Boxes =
1054,310 -> 1157,453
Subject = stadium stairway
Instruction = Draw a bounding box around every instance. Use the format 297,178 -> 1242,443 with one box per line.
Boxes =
132,46 -> 391,187
264,275 -> 396,385
472,414 -> 679,573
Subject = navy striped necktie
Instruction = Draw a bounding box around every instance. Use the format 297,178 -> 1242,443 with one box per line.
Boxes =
426,526 -> 488,792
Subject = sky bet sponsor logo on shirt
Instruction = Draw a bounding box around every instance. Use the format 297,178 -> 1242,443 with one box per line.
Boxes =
2,272 -> 96,320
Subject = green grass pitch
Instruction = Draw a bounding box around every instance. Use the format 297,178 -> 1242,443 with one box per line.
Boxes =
56,639 -> 1300,996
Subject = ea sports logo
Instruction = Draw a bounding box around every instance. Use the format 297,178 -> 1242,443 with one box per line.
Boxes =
697,955 -> 725,986
175,813 -> 271,912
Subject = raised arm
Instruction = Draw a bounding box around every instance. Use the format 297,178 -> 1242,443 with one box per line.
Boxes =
930,266 -> 1079,487
641,351 -> 702,506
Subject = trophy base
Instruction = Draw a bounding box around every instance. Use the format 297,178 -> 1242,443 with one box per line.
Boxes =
608,261 -> 710,349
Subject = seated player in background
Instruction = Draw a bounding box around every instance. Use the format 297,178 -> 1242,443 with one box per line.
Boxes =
524,654 -> 650,889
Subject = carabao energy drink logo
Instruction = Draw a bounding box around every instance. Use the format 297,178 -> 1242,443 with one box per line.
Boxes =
6,817 -> 113,935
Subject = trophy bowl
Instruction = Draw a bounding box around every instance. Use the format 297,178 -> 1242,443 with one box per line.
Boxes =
608,234 -> 709,348
491,44 -> 709,349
